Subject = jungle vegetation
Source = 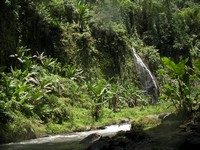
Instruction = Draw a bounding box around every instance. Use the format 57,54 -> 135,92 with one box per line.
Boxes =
0,0 -> 199,143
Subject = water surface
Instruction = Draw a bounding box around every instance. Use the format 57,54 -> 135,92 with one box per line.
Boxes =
0,124 -> 131,150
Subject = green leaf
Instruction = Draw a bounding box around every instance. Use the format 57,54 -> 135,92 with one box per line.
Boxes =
194,58 -> 200,71
0,66 -> 6,72
164,84 -> 175,91
24,104 -> 34,110
162,57 -> 177,72
176,58 -> 188,76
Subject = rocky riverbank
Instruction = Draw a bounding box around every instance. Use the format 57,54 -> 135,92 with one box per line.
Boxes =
85,112 -> 200,150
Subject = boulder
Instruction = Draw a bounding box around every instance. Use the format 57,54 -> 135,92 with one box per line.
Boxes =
87,140 -> 109,150
80,133 -> 101,144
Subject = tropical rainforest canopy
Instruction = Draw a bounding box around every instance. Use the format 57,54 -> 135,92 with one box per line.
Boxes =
0,0 -> 199,144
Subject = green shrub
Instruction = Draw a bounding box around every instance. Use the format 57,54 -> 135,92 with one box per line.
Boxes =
162,57 -> 200,112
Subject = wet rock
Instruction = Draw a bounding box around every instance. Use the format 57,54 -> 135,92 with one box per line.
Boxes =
116,130 -> 126,136
137,115 -> 161,126
161,113 -> 177,123
86,113 -> 200,150
112,146 -> 124,150
120,119 -> 130,124
194,113 -> 200,123
158,112 -> 171,120
80,133 -> 101,144
87,140 -> 109,150
97,126 -> 106,130
125,130 -> 148,141
182,133 -> 200,150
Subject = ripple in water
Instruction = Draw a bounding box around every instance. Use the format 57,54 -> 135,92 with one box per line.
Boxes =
0,123 -> 131,150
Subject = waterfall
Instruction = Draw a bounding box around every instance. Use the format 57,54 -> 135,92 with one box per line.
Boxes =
132,47 -> 159,104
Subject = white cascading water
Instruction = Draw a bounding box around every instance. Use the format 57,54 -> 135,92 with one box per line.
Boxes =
132,47 -> 159,104
0,124 -> 131,150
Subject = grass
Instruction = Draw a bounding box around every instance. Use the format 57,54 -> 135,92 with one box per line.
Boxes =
0,112 -> 46,143
46,100 -> 175,134
0,100 -> 175,143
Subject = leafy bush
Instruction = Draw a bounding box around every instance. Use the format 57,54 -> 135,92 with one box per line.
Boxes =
87,79 -> 110,121
161,57 -> 200,112
0,47 -> 81,124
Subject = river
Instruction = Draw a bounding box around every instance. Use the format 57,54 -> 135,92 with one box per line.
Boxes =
0,123 -> 131,150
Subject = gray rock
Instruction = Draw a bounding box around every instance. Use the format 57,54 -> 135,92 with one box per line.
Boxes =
80,133 -> 101,144
87,140 -> 109,150
158,112 -> 171,120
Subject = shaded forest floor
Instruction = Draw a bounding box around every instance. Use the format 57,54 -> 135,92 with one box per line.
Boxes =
85,112 -> 200,150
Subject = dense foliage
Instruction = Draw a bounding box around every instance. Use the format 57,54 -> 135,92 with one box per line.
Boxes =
0,0 -> 199,143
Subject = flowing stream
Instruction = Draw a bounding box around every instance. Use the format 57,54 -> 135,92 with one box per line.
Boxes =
0,123 -> 131,150
0,48 -> 158,150
132,47 -> 159,103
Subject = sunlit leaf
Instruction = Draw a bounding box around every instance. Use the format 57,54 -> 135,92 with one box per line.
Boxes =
162,57 -> 177,72
195,58 -> 200,71
176,58 -> 188,76
164,84 -> 175,91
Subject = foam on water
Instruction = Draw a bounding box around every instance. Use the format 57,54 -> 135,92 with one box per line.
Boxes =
1,123 -> 131,149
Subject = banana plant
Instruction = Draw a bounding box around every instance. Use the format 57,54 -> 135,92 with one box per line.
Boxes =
162,57 -> 199,112
87,79 -> 110,121
74,0 -> 92,32
10,47 -> 32,70
64,64 -> 84,82
34,52 -> 62,75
